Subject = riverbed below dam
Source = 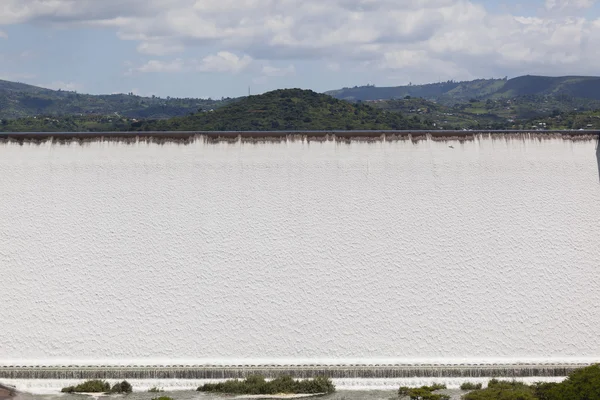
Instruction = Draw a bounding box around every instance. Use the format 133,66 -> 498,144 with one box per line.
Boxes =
1,134 -> 599,366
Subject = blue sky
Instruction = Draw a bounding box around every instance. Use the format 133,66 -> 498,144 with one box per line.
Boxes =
1,0 -> 600,99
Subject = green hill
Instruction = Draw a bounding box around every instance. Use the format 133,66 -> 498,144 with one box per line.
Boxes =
326,79 -> 505,104
327,75 -> 600,104
491,75 -> 600,99
0,79 -> 228,119
132,88 -> 432,131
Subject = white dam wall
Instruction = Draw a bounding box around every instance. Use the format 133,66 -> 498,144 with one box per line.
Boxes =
1,136 -> 599,363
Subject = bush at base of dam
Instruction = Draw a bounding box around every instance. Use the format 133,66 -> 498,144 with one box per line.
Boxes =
61,380 -> 132,394
61,380 -> 110,393
110,381 -> 133,394
398,384 -> 449,400
463,364 -> 600,400
197,375 -> 335,395
461,382 -> 484,390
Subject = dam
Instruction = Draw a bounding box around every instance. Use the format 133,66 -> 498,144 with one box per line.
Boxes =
1,131 -> 599,382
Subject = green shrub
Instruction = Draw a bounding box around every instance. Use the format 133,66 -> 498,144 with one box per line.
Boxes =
110,381 -> 133,394
399,386 -> 411,396
197,375 -> 335,395
424,383 -> 447,391
398,384 -> 449,400
463,380 -> 537,400
151,397 -> 173,400
61,380 -> 111,393
531,382 -> 560,400
461,382 -> 483,390
550,363 -> 600,400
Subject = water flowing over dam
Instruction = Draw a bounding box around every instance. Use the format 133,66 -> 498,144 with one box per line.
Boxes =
0,363 -> 592,380
1,132 -> 599,377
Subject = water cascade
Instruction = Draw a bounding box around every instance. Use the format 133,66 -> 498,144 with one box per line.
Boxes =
0,364 -> 591,380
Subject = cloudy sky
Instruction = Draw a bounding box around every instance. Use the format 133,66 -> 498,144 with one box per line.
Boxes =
1,0 -> 599,98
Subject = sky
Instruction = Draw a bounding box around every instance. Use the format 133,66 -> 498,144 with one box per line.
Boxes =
1,0 -> 600,99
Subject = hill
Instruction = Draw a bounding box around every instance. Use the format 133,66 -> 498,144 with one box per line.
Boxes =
0,79 -> 229,119
327,75 -> 600,104
326,79 -> 505,104
131,89 -> 432,131
491,75 -> 600,99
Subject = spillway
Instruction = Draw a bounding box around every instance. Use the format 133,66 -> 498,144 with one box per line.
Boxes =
1,132 -> 599,376
0,363 -> 591,380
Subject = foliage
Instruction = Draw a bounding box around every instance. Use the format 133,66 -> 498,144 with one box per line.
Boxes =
461,382 -> 484,391
399,384 -> 449,400
132,89 -> 432,131
463,365 -> 600,400
150,397 -> 174,400
463,380 -> 537,400
0,79 -> 229,120
5,78 -> 600,133
110,381 -> 133,394
327,75 -> 600,105
326,79 -> 504,104
148,387 -> 164,393
0,115 -> 133,132
61,380 -> 111,393
546,364 -> 600,400
197,375 -> 335,395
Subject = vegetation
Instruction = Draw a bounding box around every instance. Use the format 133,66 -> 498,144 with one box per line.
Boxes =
4,76 -> 600,132
398,384 -> 449,400
61,380 -> 111,393
110,381 -> 133,394
464,379 -> 536,400
61,380 -> 132,394
148,387 -> 164,393
369,94 -> 600,130
150,397 -> 173,400
463,364 -> 600,400
0,79 -> 229,120
326,79 -> 506,104
197,375 -> 335,395
0,114 -> 131,132
132,89 -> 432,131
327,75 -> 600,105
461,382 -> 484,391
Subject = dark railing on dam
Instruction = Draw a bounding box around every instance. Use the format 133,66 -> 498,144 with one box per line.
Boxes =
0,364 -> 592,379
0,129 -> 599,143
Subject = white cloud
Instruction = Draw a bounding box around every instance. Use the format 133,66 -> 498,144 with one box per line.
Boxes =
545,0 -> 595,10
252,64 -> 295,85
132,58 -> 185,73
3,0 -> 600,82
0,30 -> 7,39
126,52 -> 252,75
197,52 -> 253,73
261,64 -> 296,77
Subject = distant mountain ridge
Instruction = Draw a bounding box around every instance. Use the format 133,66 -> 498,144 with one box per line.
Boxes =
0,79 -> 229,119
326,75 -> 600,104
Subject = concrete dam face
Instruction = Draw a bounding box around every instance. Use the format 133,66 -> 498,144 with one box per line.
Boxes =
1,135 -> 599,364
